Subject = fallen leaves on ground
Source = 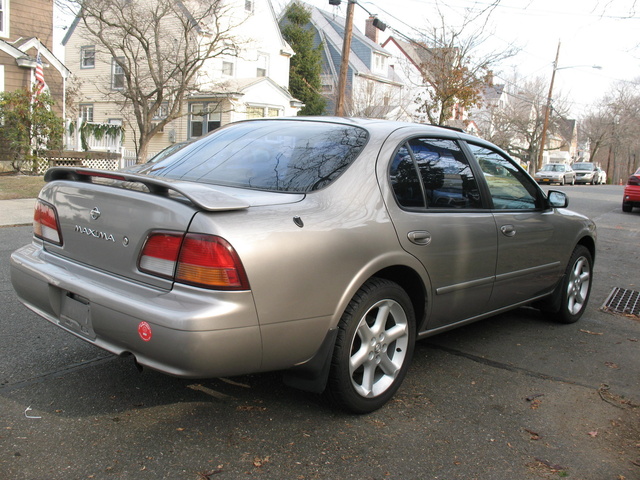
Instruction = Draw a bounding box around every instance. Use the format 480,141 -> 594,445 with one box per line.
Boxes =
253,456 -> 270,468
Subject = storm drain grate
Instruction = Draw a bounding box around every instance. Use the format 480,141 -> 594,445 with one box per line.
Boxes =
602,287 -> 640,318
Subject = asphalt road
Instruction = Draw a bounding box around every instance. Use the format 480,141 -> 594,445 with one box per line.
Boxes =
1,185 -> 639,480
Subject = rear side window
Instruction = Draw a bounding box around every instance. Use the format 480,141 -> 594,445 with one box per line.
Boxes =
390,138 -> 482,209
144,120 -> 368,193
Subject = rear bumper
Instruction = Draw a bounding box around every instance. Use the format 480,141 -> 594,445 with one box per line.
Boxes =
575,174 -> 595,183
10,242 -> 262,378
623,185 -> 640,205
535,177 -> 563,184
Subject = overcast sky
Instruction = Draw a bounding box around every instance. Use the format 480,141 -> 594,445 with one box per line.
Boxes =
55,1 -> 640,118
277,0 -> 640,117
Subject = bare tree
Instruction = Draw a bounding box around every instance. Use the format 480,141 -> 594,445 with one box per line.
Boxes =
61,0 -> 241,161
581,102 -> 615,163
412,2 -> 518,126
477,74 -> 570,170
347,77 -> 406,120
588,79 -> 640,182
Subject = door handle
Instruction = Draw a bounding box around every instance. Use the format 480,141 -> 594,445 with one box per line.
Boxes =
408,231 -> 431,245
500,224 -> 516,237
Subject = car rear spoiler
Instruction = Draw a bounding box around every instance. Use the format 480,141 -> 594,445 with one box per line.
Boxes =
44,167 -> 251,212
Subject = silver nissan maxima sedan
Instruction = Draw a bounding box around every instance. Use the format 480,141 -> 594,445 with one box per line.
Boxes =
11,117 -> 596,413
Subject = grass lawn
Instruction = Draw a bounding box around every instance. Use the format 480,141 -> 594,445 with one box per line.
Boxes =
0,174 -> 45,200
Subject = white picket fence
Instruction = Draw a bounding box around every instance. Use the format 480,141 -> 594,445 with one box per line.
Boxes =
63,119 -> 137,171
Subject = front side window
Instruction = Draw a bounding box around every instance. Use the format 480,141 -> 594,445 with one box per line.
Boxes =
468,143 -> 539,210
80,46 -> 95,68
390,138 -> 482,209
111,58 -> 125,89
145,120 -> 368,193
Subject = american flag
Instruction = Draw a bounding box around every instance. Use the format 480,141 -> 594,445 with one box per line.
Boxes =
35,52 -> 46,95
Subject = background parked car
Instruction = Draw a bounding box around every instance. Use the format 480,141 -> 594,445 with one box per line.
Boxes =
622,167 -> 640,212
573,162 -> 601,185
534,163 -> 576,185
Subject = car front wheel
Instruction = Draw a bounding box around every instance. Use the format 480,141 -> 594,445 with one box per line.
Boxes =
622,202 -> 633,212
551,245 -> 593,324
325,278 -> 415,413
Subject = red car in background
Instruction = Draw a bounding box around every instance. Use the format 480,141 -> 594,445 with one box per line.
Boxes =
622,167 -> 640,212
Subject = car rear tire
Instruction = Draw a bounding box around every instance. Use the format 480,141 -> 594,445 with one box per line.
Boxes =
550,245 -> 593,324
325,278 -> 415,413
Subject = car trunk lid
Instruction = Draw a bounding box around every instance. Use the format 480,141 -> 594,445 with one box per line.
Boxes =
37,168 -> 304,289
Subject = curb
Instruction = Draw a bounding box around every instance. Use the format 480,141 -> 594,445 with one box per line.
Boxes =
0,198 -> 36,227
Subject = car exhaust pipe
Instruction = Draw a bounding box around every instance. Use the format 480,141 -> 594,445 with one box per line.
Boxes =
133,356 -> 144,373
120,351 -> 144,373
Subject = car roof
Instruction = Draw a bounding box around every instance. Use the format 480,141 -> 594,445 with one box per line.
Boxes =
239,116 -> 485,143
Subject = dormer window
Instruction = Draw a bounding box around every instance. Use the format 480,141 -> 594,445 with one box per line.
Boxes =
372,52 -> 387,75
245,0 -> 253,12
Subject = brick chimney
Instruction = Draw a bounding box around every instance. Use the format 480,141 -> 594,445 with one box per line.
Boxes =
365,16 -> 379,43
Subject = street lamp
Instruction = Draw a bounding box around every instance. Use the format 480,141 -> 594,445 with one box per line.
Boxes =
537,42 -> 602,170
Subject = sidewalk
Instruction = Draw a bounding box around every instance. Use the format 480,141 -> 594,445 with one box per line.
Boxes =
0,198 -> 36,226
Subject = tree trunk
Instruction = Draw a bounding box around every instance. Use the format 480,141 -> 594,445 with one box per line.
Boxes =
137,135 -> 150,164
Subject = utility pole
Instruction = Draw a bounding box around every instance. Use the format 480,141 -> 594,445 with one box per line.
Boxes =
335,0 -> 356,116
537,41 -> 561,170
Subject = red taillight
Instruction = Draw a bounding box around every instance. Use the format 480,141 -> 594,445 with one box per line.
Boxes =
33,200 -> 62,245
176,234 -> 249,290
139,232 -> 183,279
138,232 -> 249,290
628,175 -> 640,186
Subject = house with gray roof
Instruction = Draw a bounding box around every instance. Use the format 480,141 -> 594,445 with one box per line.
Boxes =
283,3 -> 405,119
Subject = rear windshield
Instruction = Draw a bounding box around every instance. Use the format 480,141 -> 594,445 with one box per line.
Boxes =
541,164 -> 564,172
141,120 -> 369,193
573,163 -> 594,170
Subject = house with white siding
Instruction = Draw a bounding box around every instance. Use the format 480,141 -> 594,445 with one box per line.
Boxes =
62,0 -> 302,160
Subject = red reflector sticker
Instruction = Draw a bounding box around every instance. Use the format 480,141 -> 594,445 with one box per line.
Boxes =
138,322 -> 152,342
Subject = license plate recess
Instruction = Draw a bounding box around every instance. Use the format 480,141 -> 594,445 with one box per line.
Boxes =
60,291 -> 95,340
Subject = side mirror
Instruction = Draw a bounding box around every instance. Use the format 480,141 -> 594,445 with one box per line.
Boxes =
548,190 -> 568,208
